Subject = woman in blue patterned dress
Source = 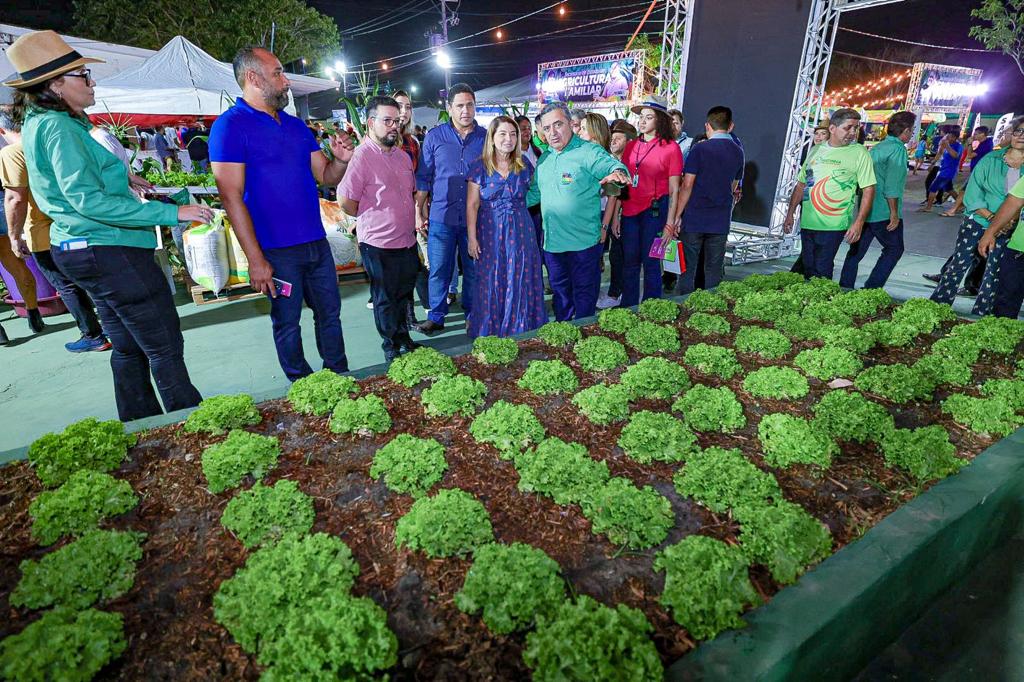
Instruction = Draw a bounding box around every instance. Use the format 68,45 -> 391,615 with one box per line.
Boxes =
466,116 -> 548,338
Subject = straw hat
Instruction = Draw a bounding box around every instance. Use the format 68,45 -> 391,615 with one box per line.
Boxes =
630,95 -> 670,115
3,31 -> 104,89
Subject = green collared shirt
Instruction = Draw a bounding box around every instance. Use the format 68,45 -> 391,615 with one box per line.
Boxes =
22,108 -> 178,249
866,135 -> 908,224
963,149 -> 1014,228
527,134 -> 627,253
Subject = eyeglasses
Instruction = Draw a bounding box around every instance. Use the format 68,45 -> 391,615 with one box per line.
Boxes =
1012,127 -> 1024,137
64,69 -> 92,82
373,117 -> 400,128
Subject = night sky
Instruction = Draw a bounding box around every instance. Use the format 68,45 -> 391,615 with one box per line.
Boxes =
6,0 -> 1023,113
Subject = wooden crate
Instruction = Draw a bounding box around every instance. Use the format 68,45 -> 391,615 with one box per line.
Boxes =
189,267 -> 368,306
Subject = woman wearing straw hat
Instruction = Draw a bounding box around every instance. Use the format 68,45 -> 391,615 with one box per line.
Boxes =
6,30 -> 206,421
616,95 -> 683,307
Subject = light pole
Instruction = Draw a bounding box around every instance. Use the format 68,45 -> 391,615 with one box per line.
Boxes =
334,60 -> 348,95
440,0 -> 451,92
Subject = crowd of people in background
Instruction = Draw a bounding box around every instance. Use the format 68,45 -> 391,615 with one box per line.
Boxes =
2,30 -> 1023,425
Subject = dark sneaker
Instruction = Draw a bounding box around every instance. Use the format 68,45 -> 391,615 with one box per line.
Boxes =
65,335 -> 112,353
956,287 -> 978,298
922,273 -> 940,283
27,308 -> 45,333
398,338 -> 422,354
413,320 -> 445,335
0,323 -> 8,346
447,293 -> 458,306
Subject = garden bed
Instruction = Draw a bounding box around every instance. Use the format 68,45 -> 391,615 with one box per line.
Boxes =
2,274 -> 1023,680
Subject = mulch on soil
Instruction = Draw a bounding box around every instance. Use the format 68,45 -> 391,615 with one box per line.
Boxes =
0,310 -> 1013,680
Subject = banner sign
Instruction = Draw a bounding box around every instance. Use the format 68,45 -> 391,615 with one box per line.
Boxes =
993,112 -> 1016,145
537,51 -> 645,104
905,63 -> 985,113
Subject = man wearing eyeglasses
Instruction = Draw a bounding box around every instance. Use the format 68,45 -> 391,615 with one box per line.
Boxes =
338,96 -> 420,362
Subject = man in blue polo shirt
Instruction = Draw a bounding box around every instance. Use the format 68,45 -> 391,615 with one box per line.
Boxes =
210,46 -> 354,381
413,83 -> 486,335
672,106 -> 744,294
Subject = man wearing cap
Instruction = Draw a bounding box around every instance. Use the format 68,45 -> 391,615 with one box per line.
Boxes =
8,30 -> 208,420
210,46 -> 354,382
528,102 -> 629,321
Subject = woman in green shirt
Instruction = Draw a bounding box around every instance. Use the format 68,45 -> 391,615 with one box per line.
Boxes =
6,31 -> 208,421
930,115 -> 1024,316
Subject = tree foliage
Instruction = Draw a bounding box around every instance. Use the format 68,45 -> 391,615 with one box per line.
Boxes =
970,0 -> 1024,78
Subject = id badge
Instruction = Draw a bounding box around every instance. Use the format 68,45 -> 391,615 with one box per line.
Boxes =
631,174 -> 639,188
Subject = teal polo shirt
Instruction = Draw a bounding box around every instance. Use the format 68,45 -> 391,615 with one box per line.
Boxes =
866,135 -> 908,224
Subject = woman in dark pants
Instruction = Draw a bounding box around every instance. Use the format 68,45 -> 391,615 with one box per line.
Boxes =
8,30 -> 208,420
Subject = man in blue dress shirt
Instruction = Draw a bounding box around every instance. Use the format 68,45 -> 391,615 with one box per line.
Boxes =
413,83 -> 486,335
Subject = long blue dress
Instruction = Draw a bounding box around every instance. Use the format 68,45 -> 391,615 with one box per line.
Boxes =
467,160 -> 548,338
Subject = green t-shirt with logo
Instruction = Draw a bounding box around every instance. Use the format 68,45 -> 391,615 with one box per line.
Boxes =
1007,176 -> 1024,253
797,142 -> 876,231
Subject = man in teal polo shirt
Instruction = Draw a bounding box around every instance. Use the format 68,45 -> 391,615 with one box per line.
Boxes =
839,110 -> 916,289
980,170 -> 1024,318
527,102 -> 628,320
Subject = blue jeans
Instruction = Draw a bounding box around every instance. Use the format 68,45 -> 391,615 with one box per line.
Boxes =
543,242 -> 603,321
993,249 -> 1024,319
678,232 -> 728,294
33,247 -> 104,338
262,239 -> 347,381
800,229 -> 846,280
359,243 -> 420,356
427,221 -> 476,324
620,196 -> 668,307
839,219 -> 905,289
51,245 -> 202,421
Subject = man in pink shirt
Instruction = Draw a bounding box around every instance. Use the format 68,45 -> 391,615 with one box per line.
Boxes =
338,96 -> 420,362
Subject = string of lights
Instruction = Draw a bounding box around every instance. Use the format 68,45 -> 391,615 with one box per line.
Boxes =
821,68 -> 912,108
838,27 -> 994,54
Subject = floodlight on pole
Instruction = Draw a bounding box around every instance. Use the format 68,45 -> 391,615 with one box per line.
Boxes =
335,60 -> 347,74
411,84 -> 418,93
436,50 -> 452,70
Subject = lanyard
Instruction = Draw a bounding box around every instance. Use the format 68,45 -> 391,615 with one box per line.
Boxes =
631,138 -> 659,175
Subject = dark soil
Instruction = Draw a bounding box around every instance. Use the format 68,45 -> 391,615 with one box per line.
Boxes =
0,312 -> 1015,680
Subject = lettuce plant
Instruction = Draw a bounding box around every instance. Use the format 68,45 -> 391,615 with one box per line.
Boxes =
880,426 -> 966,482
714,280 -> 751,301
832,287 -> 893,318
517,360 -> 580,395
470,400 -> 546,458
889,298 -> 957,334
330,395 -> 392,436
673,447 -> 781,513
287,370 -> 359,415
912,353 -> 971,389
618,411 -> 700,464
734,500 -> 832,584
29,470 -> 138,545
801,300 -> 853,328
27,418 -> 136,488
862,319 -> 918,348
812,390 -> 894,444
514,437 -> 610,506
571,382 -> 632,424
744,272 -> 806,291
672,385 -> 746,433
395,489 -> 493,557
930,334 -> 981,365
387,346 -> 457,387
979,378 -> 1024,411
536,320 -> 582,347
369,434 -> 447,497
654,535 -> 760,640
947,316 -> 1024,353
220,479 -> 315,548
183,394 -> 261,435
819,325 -> 874,354
683,289 -> 728,312
455,542 -> 566,634
573,335 -> 629,372
201,430 -> 281,493
619,356 -> 691,399
11,528 -> 145,610
421,374 -> 487,417
683,343 -> 742,379
523,596 -> 662,682
732,290 -> 802,322
742,366 -> 809,400
853,364 -> 933,404
625,321 -> 681,354
638,297 -> 680,322
734,326 -> 792,359
472,335 -> 519,365
941,394 -> 1023,437
598,307 -> 641,334
757,413 -> 837,469
785,279 -> 841,305
686,312 -> 731,337
0,607 -> 126,682
794,346 -> 863,381
775,313 -> 826,341
582,477 -> 674,548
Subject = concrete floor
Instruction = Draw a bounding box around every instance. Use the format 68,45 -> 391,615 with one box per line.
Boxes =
0,168 -> 995,454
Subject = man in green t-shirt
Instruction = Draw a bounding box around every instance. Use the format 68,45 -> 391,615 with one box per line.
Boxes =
838,110 -> 916,290
783,108 -> 876,280
979,164 -> 1024,318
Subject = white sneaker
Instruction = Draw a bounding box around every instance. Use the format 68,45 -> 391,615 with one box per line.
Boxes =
596,293 -> 621,310
366,300 -> 374,309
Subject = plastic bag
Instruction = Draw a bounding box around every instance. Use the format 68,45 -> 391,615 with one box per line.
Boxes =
223,220 -> 250,284
183,213 -> 229,292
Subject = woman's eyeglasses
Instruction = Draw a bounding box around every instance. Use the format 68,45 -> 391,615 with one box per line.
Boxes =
1012,127 -> 1024,137
64,69 -> 92,82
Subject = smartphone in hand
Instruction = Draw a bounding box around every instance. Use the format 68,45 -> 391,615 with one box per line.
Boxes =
271,277 -> 293,297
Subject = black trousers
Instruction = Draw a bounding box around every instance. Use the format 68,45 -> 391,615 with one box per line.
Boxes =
359,242 -> 420,355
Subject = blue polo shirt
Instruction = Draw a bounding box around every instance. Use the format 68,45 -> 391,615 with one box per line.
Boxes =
682,133 -> 744,235
208,98 -> 324,249
415,121 -> 486,227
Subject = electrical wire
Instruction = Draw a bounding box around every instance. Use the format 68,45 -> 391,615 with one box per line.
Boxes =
341,0 -> 428,33
832,50 -> 913,66
838,27 -> 994,53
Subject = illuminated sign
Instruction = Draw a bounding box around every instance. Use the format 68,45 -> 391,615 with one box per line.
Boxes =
536,51 -> 645,104
905,63 -> 985,113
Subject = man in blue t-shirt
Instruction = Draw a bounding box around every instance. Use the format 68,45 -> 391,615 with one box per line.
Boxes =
672,106 -> 744,295
921,127 -> 963,212
210,46 -> 355,381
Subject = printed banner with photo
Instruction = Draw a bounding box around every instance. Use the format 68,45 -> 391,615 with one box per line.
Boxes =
537,51 -> 645,104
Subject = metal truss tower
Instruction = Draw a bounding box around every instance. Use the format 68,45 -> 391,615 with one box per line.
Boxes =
657,0 -> 691,110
